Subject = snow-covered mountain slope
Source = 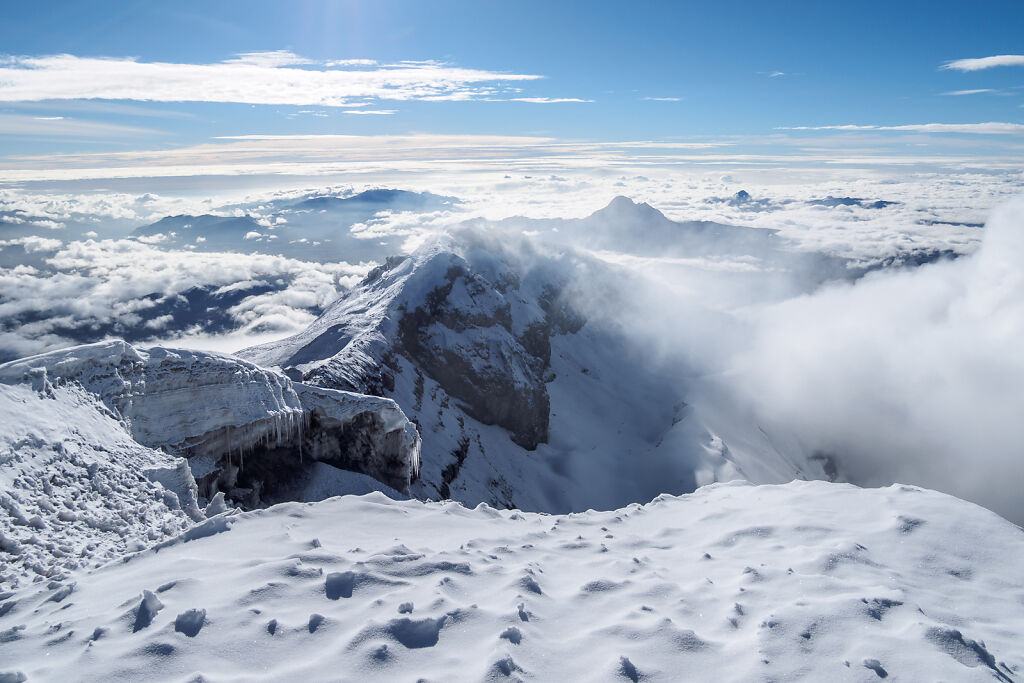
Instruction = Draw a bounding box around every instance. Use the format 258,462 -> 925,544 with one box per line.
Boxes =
2,481 -> 1021,682
0,341 -> 420,502
240,228 -> 831,512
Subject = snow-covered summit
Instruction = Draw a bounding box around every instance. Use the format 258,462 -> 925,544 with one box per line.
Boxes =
242,230 -> 579,451
2,480 -> 1021,681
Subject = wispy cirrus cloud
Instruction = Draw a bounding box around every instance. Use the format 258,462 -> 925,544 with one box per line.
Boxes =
778,122 -> 1024,135
0,51 -> 543,107
942,54 -> 1024,71
508,97 -> 592,103
0,113 -> 162,137
643,97 -> 681,102
940,89 -> 997,96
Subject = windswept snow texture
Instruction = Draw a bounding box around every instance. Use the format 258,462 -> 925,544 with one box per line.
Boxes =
0,381 -> 200,589
241,227 -> 830,512
2,481 -> 1022,682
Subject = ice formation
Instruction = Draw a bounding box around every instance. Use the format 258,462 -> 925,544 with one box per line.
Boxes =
0,341 -> 420,499
0,341 -> 421,586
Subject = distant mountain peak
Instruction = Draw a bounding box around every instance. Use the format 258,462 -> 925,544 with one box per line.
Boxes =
592,196 -> 670,222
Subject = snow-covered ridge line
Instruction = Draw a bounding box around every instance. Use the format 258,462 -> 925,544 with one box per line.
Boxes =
0,340 -> 421,497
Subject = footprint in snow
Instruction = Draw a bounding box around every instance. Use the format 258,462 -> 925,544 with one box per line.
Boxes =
489,655 -> 522,678
862,658 -> 888,678
325,572 -> 355,599
385,616 -> 447,649
174,609 -> 206,637
132,590 -> 163,633
619,656 -> 640,682
499,626 -> 522,644
519,575 -> 542,595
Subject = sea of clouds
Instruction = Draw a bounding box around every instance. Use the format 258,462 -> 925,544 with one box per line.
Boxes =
2,169 -> 1023,521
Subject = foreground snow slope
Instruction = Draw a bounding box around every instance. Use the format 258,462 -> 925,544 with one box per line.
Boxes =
2,481 -> 1021,682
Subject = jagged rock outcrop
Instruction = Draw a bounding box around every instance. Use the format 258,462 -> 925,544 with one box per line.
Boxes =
242,232 -> 584,452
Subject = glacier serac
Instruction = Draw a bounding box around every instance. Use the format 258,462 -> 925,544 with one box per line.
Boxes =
0,340 -> 421,587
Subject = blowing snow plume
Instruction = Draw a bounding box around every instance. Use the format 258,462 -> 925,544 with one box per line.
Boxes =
713,196 -> 1024,523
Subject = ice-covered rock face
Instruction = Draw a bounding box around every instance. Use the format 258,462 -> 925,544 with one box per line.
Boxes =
0,341 -> 305,459
0,341 -> 421,504
239,233 -> 593,503
241,234 -> 584,452
391,253 -> 578,450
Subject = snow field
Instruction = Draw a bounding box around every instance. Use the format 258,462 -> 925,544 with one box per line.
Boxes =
2,480 -> 1021,682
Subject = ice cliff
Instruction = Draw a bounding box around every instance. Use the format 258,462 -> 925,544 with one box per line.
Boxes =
0,341 -> 421,585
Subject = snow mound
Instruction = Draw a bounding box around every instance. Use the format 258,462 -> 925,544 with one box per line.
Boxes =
2,481 -> 1021,681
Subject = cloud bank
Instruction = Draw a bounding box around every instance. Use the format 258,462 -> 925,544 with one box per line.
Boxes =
0,238 -> 369,361
715,197 -> 1024,523
0,52 -> 543,107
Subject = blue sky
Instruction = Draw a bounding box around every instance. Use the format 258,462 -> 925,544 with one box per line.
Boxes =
0,0 -> 1022,176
